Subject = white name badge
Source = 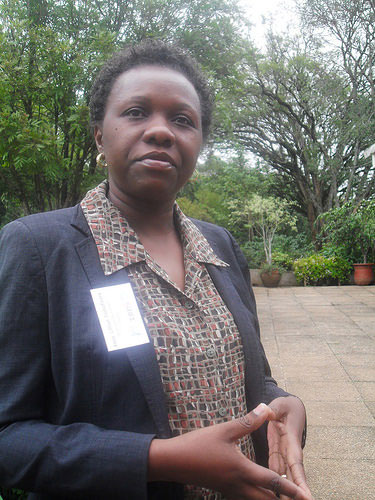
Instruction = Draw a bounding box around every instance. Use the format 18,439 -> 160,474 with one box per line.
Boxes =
90,283 -> 150,351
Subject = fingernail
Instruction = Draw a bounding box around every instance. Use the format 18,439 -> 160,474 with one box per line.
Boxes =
253,402 -> 268,416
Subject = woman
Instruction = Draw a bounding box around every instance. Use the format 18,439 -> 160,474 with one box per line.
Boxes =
0,40 -> 312,500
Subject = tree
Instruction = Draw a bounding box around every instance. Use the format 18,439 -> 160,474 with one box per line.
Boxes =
229,194 -> 297,266
206,1 -> 375,242
318,199 -> 375,263
0,0 -> 246,223
177,153 -> 274,244
225,33 -> 375,240
299,0 -> 375,203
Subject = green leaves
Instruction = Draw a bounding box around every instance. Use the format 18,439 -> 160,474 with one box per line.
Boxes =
293,254 -> 352,285
229,194 -> 297,265
0,0 -> 246,224
318,200 -> 375,263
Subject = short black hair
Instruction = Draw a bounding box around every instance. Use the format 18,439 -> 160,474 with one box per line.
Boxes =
89,39 -> 213,141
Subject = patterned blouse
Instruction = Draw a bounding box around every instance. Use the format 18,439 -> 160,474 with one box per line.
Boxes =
81,181 -> 254,499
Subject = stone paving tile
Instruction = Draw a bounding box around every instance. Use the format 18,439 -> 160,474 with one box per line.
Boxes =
346,315 -> 375,325
272,317 -> 312,325
275,379 -> 287,392
261,338 -> 278,356
258,323 -> 273,333
259,332 -> 275,341
266,362 -> 284,382
276,336 -> 333,355
304,400 -> 374,426
272,328 -> 318,336
301,304 -> 344,312
269,305 -> 307,312
273,325 -> 319,335
305,457 -> 375,500
304,425 -> 375,460
292,287 -> 322,293
323,326 -> 370,335
285,380 -> 362,402
325,335 -> 375,353
293,297 -> 333,305
258,317 -> 273,325
361,327 -> 375,337
270,307 -> 306,313
327,296 -> 361,304
355,299 -> 375,307
352,319 -> 375,332
367,401 -> 375,417
280,353 -> 340,367
341,364 -> 375,382
354,382 -> 375,401
345,285 -> 375,294
338,304 -> 374,312
337,353 -> 375,366
284,362 -> 350,381
254,286 -> 375,500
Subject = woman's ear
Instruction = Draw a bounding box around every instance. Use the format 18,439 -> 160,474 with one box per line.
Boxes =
94,125 -> 104,151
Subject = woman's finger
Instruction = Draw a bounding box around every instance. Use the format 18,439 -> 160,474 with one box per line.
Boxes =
279,467 -> 292,500
226,403 -> 276,441
268,450 -> 285,475
283,437 -> 311,495
288,460 -> 313,498
267,421 -> 285,474
243,461 -> 312,500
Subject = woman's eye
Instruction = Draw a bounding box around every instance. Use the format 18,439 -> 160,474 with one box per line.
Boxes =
124,108 -> 146,118
174,115 -> 194,127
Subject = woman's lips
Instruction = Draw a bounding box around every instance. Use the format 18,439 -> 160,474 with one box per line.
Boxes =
137,151 -> 176,168
138,158 -> 174,169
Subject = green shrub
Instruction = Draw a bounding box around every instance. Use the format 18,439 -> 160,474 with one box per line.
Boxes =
318,200 -> 375,264
272,233 -> 315,260
241,238 -> 265,268
293,254 -> 352,285
319,243 -> 350,260
272,251 -> 294,271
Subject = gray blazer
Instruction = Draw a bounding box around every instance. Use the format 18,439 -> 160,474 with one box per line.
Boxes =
0,205 -> 289,499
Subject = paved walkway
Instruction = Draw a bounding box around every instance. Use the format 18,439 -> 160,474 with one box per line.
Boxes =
254,285 -> 375,500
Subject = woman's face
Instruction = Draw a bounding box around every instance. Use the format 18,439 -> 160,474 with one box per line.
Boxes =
94,65 -> 203,206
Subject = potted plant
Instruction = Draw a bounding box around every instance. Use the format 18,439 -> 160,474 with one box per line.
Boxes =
260,262 -> 283,287
229,195 -> 297,287
319,200 -> 375,285
352,201 -> 375,284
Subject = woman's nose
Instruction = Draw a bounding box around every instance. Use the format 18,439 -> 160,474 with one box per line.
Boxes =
142,116 -> 175,146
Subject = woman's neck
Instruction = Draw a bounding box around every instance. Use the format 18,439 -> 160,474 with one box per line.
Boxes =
107,187 -> 176,237
108,186 -> 185,290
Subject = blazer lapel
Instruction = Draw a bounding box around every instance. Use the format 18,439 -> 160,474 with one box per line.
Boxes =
71,206 -> 171,438
205,264 -> 265,409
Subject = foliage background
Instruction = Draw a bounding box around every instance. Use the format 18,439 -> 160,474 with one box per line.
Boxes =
0,0 -> 374,263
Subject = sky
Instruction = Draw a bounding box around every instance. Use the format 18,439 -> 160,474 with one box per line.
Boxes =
238,0 -> 299,48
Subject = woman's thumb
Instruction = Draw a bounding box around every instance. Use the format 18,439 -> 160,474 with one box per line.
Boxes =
229,403 -> 276,440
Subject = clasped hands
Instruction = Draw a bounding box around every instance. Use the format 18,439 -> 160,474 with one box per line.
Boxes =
148,397 -> 313,499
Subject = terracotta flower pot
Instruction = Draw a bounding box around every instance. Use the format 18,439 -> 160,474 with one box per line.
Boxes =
260,269 -> 281,287
353,263 -> 374,286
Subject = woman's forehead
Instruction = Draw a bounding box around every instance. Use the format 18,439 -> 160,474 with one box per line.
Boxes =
108,65 -> 201,110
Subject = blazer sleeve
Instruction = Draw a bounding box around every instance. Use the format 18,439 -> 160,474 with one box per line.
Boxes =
0,220 -> 153,499
226,230 -> 306,447
224,229 -> 290,404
